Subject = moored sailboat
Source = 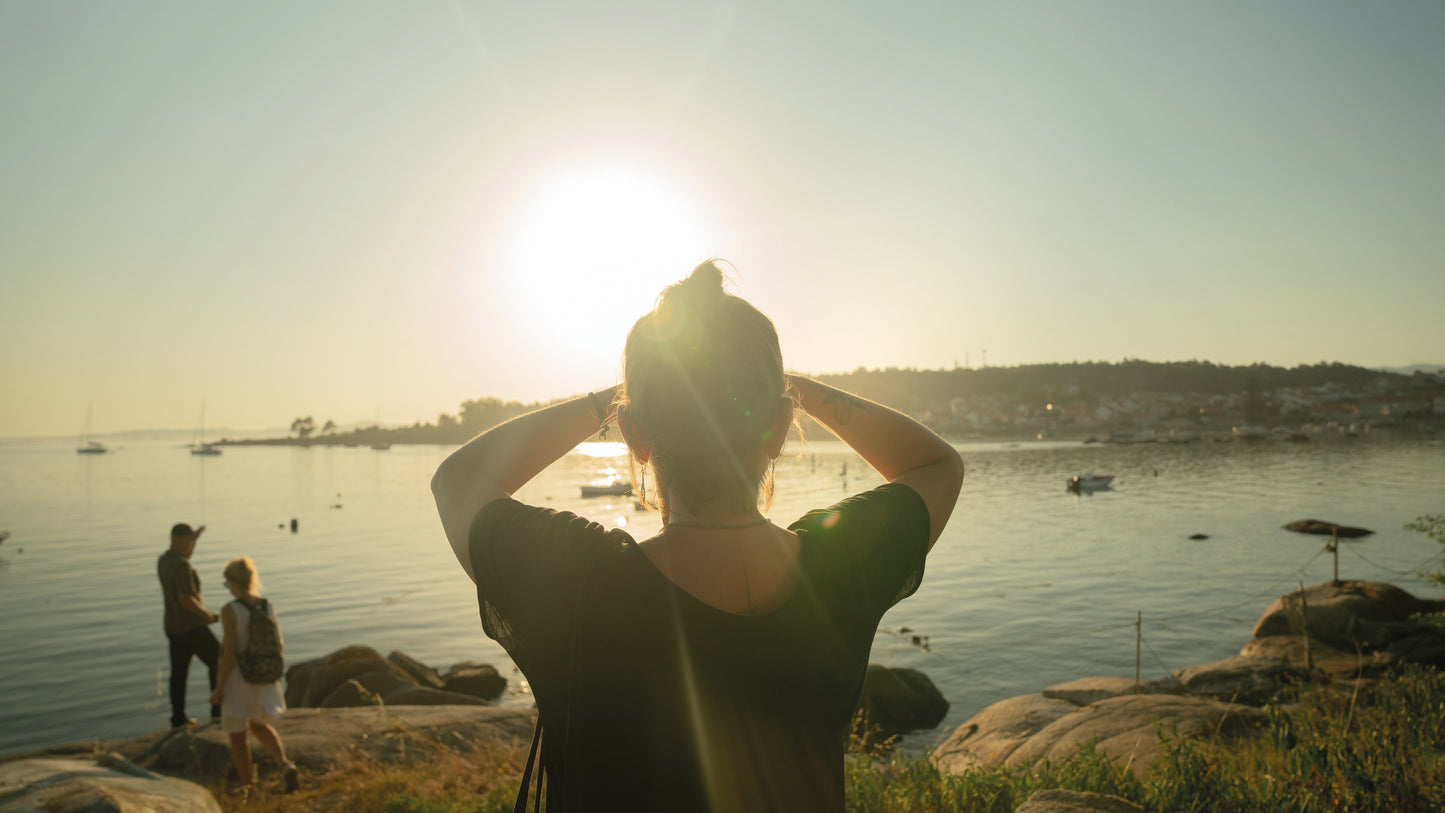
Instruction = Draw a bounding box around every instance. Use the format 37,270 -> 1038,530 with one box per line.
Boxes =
191,400 -> 222,455
76,402 -> 108,454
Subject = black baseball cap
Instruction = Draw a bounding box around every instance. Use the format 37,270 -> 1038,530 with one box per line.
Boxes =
171,523 -> 199,537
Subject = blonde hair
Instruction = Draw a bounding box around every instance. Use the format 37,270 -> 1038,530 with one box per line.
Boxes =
223,556 -> 262,596
620,260 -> 791,513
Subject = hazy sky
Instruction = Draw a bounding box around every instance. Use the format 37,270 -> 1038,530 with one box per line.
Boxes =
4,2 -> 1443,438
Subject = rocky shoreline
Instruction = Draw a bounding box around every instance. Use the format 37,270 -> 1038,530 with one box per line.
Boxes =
3,581 -> 1441,812
933,580 -> 1445,786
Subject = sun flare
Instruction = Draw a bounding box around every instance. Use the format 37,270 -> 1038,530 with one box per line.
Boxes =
510,168 -> 708,353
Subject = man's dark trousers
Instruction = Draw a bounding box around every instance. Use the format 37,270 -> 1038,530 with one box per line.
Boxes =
167,626 -> 221,726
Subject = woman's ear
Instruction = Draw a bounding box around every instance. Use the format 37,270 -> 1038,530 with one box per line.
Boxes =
618,409 -> 651,465
765,396 -> 794,459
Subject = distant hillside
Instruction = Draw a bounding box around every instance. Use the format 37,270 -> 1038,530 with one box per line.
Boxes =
233,360 -> 1437,448
1377,363 -> 1445,376
811,360 -> 1418,407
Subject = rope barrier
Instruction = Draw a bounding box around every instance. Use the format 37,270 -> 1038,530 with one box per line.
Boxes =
1150,544 -> 1331,624
1338,540 -> 1445,578
925,538 -> 1441,688
1140,634 -> 1188,686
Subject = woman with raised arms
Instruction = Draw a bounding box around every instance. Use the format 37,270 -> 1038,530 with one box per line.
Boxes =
432,260 -> 963,812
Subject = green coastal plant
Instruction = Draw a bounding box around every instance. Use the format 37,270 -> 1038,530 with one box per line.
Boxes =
1406,514 -> 1445,587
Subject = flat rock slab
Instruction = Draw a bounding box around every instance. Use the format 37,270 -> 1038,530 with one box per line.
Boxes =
937,692 -> 1266,779
1171,654 -> 1309,704
19,706 -> 537,784
0,755 -> 221,813
1043,676 -> 1148,706
1238,635 -> 1397,679
1007,694 -> 1266,777
1016,789 -> 1149,813
933,693 -> 1078,774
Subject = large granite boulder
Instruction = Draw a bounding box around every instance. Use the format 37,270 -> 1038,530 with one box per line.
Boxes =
935,686 -> 1266,779
1169,654 -> 1310,704
16,706 -> 539,783
0,754 -> 221,813
286,646 -> 407,707
1016,789 -> 1149,813
1252,581 -> 1444,650
284,646 -> 509,708
1237,635 -> 1396,680
933,693 -> 1078,773
381,684 -> 490,706
857,665 -> 949,735
389,651 -> 446,689
1005,694 -> 1266,777
318,670 -> 413,708
442,661 -> 508,701
1042,677 -> 1147,706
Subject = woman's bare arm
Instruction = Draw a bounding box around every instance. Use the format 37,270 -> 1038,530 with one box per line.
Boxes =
788,375 -> 962,550
432,386 -> 619,581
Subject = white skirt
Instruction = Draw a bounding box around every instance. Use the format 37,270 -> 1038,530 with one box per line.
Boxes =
220,665 -> 286,733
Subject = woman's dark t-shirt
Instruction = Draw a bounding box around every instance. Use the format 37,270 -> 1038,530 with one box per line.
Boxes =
469,483 -> 929,812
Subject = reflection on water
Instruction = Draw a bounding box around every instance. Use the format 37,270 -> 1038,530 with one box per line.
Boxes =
0,437 -> 1442,755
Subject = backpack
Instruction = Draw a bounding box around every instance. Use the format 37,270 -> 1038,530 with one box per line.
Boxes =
237,598 -> 285,684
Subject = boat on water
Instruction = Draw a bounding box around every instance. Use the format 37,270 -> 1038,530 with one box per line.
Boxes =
370,443 -> 391,451
190,400 -> 223,455
76,402 -> 108,454
581,477 -> 633,498
1066,473 -> 1115,492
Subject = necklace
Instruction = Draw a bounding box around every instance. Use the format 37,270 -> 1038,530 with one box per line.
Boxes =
663,516 -> 770,530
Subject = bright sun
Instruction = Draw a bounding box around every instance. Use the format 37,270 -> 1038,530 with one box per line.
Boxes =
510,168 -> 708,353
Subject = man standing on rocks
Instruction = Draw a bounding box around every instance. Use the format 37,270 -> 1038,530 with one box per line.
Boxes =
157,523 -> 221,728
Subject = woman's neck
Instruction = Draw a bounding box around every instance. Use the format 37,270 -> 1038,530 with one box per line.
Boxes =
657,486 -> 765,529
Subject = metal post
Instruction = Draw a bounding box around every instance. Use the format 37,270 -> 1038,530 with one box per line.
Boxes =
1135,610 -> 1142,687
1331,527 -> 1340,585
1298,580 -> 1313,671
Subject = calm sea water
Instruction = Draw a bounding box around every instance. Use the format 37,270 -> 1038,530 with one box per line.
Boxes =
1,436 -> 1443,756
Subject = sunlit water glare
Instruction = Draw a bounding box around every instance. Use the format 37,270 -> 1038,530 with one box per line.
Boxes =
0,437 -> 1442,756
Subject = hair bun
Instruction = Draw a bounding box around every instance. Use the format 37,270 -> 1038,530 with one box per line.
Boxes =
665,260 -> 726,308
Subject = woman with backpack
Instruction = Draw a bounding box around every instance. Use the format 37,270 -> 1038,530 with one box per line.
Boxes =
210,555 -> 299,798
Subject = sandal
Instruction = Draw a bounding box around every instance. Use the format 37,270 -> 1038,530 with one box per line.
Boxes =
283,761 -> 300,793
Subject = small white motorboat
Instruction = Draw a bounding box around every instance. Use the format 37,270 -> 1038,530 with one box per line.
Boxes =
581,476 -> 633,498
1067,473 -> 1115,492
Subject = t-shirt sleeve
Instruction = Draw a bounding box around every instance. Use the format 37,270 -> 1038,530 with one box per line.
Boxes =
791,482 -> 931,612
468,498 -> 617,668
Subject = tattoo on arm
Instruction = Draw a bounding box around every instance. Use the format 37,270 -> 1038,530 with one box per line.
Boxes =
821,391 -> 867,425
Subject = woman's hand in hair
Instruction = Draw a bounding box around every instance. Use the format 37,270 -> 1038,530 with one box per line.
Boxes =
788,375 -> 962,550
432,386 -> 621,581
